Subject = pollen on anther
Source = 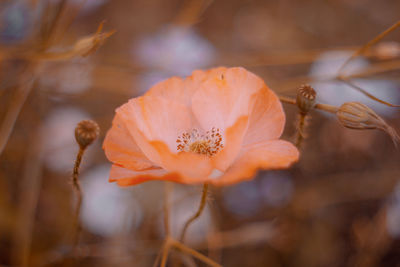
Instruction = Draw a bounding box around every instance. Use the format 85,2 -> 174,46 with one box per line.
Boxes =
176,128 -> 224,157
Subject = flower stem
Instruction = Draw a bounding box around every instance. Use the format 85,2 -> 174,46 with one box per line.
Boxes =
71,147 -> 85,248
279,95 -> 338,114
295,112 -> 307,149
180,183 -> 209,243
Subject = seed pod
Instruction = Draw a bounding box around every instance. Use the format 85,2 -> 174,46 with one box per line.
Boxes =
296,84 -> 316,114
75,120 -> 100,149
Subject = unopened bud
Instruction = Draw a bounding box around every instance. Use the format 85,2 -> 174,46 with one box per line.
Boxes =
337,102 -> 383,130
337,102 -> 400,146
296,84 -> 316,114
75,120 -> 100,149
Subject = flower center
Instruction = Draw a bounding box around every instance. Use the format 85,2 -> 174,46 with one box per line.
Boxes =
176,128 -> 223,157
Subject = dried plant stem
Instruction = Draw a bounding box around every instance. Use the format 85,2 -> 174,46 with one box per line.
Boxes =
279,95 -> 338,114
180,183 -> 209,243
160,240 -> 171,267
71,147 -> 85,248
278,95 -> 296,105
12,131 -> 43,267
170,239 -> 222,267
164,183 -> 172,236
338,20 -> 400,75
0,78 -> 34,156
314,103 -> 338,114
338,77 -> 400,107
153,183 -> 173,267
295,113 -> 307,149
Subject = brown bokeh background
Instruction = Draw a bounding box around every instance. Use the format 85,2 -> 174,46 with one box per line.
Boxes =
1,0 -> 400,266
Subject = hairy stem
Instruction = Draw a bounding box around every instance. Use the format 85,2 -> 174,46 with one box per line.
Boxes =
180,183 -> 209,243
295,113 -> 307,149
71,148 -> 85,247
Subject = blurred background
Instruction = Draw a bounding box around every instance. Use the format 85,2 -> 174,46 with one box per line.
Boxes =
1,0 -> 400,266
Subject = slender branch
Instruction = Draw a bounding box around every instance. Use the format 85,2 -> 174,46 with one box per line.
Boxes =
279,95 -> 338,114
164,182 -> 172,236
278,95 -> 296,105
170,239 -> 222,267
314,103 -> 338,114
337,20 -> 400,75
180,183 -> 209,243
160,240 -> 171,267
0,79 -> 34,156
338,77 -> 400,107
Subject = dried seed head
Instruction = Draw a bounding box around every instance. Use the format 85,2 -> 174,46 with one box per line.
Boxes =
337,102 -> 400,146
73,21 -> 115,58
75,120 -> 100,149
372,41 -> 400,60
296,84 -> 316,114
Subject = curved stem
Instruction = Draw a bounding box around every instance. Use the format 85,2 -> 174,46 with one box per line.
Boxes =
180,183 -> 209,243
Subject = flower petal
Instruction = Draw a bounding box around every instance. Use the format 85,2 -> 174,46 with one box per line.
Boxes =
117,95 -> 198,154
212,116 -> 249,171
116,100 -> 214,180
149,140 -> 214,180
146,76 -> 198,107
191,67 -> 264,130
109,164 -> 210,186
242,87 -> 285,146
103,113 -> 154,170
210,140 -> 299,186
109,164 -> 176,186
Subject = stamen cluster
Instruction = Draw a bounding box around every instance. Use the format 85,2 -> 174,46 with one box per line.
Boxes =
176,128 -> 223,156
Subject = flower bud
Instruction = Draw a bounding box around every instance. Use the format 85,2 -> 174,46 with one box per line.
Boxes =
296,84 -> 316,114
337,102 -> 400,146
336,102 -> 383,130
75,120 -> 100,149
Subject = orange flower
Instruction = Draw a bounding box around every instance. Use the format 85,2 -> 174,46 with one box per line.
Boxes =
103,67 -> 299,186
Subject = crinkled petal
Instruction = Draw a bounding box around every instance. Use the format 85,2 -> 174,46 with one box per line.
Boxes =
149,140 -> 214,180
191,67 -> 264,130
242,88 -> 285,146
212,116 -> 249,171
146,76 -> 199,107
210,140 -> 299,186
109,164 -> 210,186
116,100 -> 214,180
117,96 -> 198,155
103,113 -> 153,170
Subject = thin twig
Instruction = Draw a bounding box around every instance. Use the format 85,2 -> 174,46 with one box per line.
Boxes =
338,20 -> 400,76
170,239 -> 222,267
314,103 -> 338,114
279,95 -> 338,114
338,77 -> 400,107
12,130 -> 43,267
278,95 -> 296,105
0,78 -> 35,156
160,240 -> 171,267
180,183 -> 209,243
153,182 -> 173,267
